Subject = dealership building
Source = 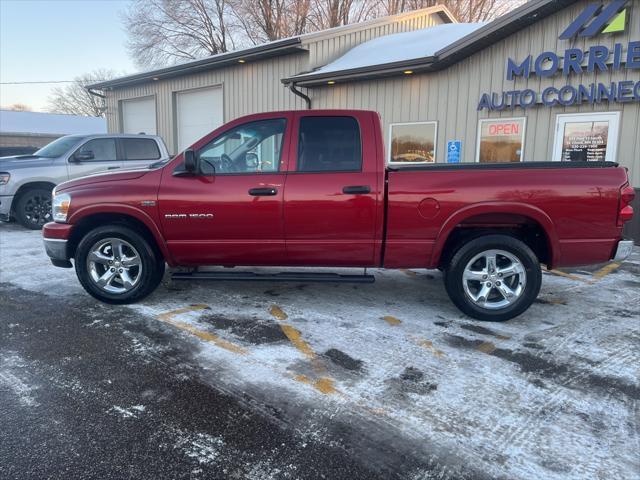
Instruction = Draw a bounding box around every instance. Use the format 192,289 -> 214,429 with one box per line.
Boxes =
90,0 -> 640,241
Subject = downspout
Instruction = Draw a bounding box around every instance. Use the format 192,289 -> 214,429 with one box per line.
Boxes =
87,88 -> 106,99
87,87 -> 108,117
289,83 -> 311,109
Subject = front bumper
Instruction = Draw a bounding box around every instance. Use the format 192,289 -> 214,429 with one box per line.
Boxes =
0,195 -> 14,221
43,238 -> 72,268
43,222 -> 74,268
613,240 -> 634,262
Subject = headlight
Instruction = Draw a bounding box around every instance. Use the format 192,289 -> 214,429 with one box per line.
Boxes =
52,193 -> 71,223
0,173 -> 9,185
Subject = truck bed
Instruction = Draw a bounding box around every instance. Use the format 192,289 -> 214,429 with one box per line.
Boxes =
384,161 -> 629,269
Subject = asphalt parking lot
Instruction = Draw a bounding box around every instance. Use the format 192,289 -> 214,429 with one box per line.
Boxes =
1,222 -> 639,480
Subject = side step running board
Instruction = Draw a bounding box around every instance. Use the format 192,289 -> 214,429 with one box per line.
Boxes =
171,271 -> 375,284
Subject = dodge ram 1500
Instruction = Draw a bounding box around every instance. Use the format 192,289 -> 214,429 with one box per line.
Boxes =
43,110 -> 635,321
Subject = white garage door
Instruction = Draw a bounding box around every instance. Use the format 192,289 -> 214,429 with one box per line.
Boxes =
122,97 -> 156,135
176,86 -> 224,152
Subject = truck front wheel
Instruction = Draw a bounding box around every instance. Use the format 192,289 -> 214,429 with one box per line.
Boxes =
444,234 -> 541,322
15,187 -> 53,229
75,225 -> 165,304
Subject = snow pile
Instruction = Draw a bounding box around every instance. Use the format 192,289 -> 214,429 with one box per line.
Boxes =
298,23 -> 486,77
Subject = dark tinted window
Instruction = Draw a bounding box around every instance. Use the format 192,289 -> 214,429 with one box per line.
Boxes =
77,138 -> 117,161
122,138 -> 161,161
297,117 -> 361,172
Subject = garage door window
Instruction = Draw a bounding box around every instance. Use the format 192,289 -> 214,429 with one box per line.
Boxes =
197,119 -> 286,174
122,138 -> 161,161
76,139 -> 117,162
476,118 -> 526,163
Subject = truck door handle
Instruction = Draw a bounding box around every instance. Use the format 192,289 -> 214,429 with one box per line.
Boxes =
342,185 -> 371,195
248,187 -> 278,196
108,166 -> 120,170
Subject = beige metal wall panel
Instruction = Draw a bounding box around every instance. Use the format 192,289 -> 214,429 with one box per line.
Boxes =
305,0 -> 640,186
103,1 -> 638,187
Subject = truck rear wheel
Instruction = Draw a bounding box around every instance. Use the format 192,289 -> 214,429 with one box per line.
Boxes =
75,225 -> 165,304
15,187 -> 53,229
444,234 -> 541,322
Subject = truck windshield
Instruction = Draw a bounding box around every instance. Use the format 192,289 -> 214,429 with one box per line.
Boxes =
35,136 -> 85,158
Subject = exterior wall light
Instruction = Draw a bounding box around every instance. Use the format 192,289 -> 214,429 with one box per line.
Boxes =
403,70 -> 413,75
238,59 -> 246,63
327,80 -> 336,85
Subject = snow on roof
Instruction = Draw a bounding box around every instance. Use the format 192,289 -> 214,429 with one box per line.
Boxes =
295,23 -> 486,78
0,110 -> 107,136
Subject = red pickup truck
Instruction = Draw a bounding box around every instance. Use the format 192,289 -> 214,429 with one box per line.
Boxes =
43,110 -> 635,321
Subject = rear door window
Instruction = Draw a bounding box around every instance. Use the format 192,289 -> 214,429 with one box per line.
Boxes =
297,117 -> 362,172
122,138 -> 161,161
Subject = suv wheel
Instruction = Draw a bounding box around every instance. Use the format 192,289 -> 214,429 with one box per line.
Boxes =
15,188 -> 53,229
444,234 -> 541,322
75,225 -> 165,304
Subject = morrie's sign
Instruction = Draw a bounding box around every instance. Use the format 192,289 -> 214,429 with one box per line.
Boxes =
478,1 -> 639,112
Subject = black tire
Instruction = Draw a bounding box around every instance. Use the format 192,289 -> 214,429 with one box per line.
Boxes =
15,188 -> 53,229
75,225 -> 165,304
444,234 -> 541,322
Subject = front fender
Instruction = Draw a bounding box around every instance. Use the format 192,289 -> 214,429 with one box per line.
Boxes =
68,203 -> 175,266
430,202 -> 560,268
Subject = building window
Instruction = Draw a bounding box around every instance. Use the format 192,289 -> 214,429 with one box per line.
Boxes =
552,112 -> 620,162
476,118 -> 526,163
388,122 -> 437,164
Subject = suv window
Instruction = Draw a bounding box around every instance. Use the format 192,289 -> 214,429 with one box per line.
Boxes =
197,118 -> 286,174
122,138 -> 161,161
77,138 -> 117,162
297,117 -> 362,172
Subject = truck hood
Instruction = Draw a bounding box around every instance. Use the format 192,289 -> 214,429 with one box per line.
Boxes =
0,155 -> 55,170
56,168 -> 150,192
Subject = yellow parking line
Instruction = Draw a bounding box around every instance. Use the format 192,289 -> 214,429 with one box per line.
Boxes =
279,324 -> 316,359
477,341 -> 497,354
156,304 -> 210,321
382,315 -> 402,326
269,304 -> 339,395
269,305 -> 288,321
408,336 -> 445,357
155,304 -> 248,355
590,262 -> 621,281
548,270 -> 588,282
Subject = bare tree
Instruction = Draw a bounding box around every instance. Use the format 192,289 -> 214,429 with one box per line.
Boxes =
47,70 -> 116,117
123,0 -> 234,68
3,103 -> 32,112
380,0 -> 525,22
123,0 -> 525,66
233,0 -> 311,44
307,0 -> 377,30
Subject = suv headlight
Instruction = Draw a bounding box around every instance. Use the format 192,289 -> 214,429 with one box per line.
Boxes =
0,173 -> 9,185
52,193 -> 71,223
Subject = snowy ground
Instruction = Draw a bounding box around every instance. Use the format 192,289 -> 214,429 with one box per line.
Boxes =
1,222 -> 639,479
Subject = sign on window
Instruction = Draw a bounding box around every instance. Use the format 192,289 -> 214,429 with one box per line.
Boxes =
476,118 -> 525,163
553,113 -> 620,163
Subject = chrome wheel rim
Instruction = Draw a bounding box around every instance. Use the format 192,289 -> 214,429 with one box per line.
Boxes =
87,238 -> 142,294
462,249 -> 526,310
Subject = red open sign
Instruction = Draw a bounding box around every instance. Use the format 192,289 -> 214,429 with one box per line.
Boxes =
489,123 -> 520,136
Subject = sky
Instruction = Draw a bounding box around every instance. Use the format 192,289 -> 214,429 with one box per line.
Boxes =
0,0 -> 135,112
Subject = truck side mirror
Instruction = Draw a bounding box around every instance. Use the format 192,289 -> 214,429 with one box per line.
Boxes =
74,151 -> 94,161
184,149 -> 199,174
